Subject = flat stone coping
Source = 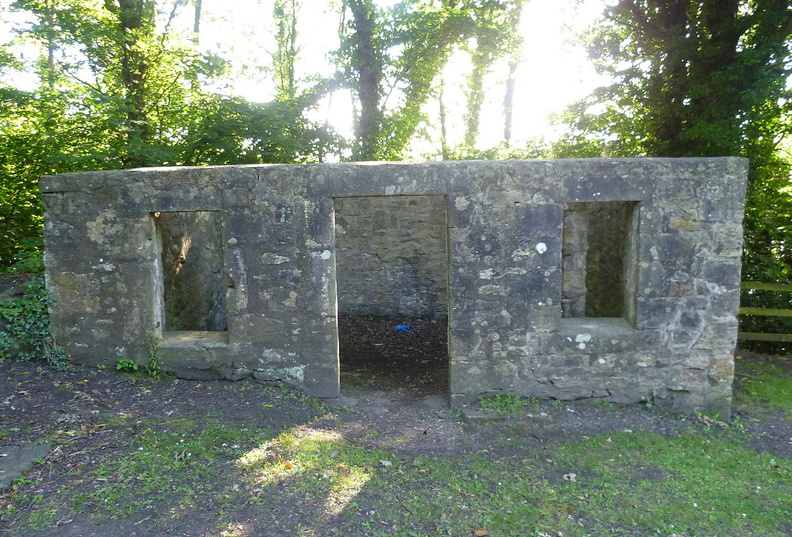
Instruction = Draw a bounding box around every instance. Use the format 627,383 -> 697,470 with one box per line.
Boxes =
160,331 -> 229,348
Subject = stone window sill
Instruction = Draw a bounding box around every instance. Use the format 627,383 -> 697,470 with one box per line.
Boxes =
559,317 -> 636,337
160,331 -> 229,348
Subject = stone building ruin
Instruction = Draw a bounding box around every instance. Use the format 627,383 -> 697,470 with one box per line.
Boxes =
41,158 -> 748,416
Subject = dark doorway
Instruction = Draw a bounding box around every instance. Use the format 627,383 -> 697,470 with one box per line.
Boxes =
333,195 -> 449,397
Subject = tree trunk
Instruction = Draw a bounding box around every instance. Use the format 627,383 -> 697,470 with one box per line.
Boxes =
503,56 -> 518,146
439,75 -> 448,159
116,0 -> 156,164
193,0 -> 202,36
273,0 -> 300,100
347,0 -> 382,161
464,46 -> 488,148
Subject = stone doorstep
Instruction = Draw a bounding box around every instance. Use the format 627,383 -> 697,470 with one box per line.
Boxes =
0,443 -> 52,491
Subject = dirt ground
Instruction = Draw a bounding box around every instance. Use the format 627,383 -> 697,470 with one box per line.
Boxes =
1,317 -> 791,536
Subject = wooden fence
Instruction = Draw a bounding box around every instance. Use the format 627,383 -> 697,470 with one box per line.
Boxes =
738,281 -> 792,342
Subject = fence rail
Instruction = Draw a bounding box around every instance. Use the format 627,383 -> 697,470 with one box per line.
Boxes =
738,281 -> 792,343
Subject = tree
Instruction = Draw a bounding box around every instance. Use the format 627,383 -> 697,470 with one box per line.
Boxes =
0,0 -> 344,265
553,0 -> 792,344
177,94 -> 343,165
338,0 -> 479,160
555,0 -> 792,160
462,0 -> 525,149
272,0 -> 301,100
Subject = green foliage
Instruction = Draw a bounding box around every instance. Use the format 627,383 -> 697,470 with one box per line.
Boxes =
477,392 -> 539,415
5,237 -> 45,274
147,338 -> 163,378
178,95 -> 344,166
461,0 -> 526,148
444,139 -> 550,161
338,0 -> 524,161
735,355 -> 792,417
555,1 -> 792,160
115,358 -> 139,373
0,275 -> 69,370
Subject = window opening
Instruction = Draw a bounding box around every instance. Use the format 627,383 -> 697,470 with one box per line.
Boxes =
562,201 -> 639,322
155,211 -> 227,332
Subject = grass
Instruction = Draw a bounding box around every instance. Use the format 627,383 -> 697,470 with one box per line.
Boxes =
734,355 -> 792,417
12,414 -> 791,536
65,419 -> 275,521
477,392 -> 540,415
5,354 -> 792,536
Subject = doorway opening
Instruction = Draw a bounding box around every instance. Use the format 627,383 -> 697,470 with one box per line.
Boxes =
333,195 -> 449,398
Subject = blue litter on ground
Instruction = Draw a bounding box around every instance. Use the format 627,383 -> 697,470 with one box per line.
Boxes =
394,324 -> 412,332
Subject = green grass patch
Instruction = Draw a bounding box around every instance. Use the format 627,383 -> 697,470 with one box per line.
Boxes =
477,393 -> 540,415
735,356 -> 792,416
549,430 -> 791,535
65,419 -> 275,520
7,381 -> 792,536
226,424 -> 792,536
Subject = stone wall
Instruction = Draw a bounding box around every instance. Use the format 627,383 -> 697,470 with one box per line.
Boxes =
41,158 -> 748,417
334,195 -> 447,318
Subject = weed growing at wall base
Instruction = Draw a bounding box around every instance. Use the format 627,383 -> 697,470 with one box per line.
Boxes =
477,393 -> 540,415
147,338 -> 163,378
116,359 -> 139,373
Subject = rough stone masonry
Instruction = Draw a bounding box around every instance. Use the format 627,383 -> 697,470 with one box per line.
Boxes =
40,158 -> 748,416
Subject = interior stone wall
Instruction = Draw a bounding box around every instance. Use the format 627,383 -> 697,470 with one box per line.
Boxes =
41,158 -> 748,417
334,195 -> 448,318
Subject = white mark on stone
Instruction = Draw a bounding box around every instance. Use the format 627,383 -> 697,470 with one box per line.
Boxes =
479,268 -> 495,280
598,358 -> 606,364
261,253 -> 290,264
262,365 -> 305,383
385,185 -> 396,195
94,263 -> 116,272
706,282 -> 726,294
454,196 -> 470,211
511,249 -> 533,259
320,250 -> 331,260
535,242 -> 548,254
650,246 -> 659,260
575,333 -> 592,350
227,237 -> 237,245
